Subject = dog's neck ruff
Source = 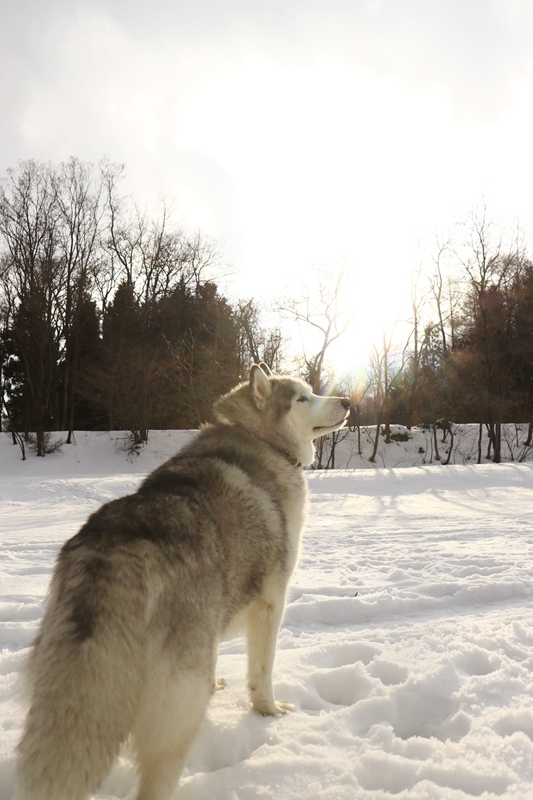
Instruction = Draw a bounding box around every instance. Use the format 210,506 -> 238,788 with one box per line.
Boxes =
259,436 -> 303,468
273,445 -> 302,469
235,425 -> 303,468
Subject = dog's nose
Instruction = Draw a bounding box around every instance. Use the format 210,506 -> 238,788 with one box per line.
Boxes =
341,398 -> 350,410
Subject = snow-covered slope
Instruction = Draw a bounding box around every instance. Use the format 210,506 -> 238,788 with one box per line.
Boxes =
1,422 -> 532,476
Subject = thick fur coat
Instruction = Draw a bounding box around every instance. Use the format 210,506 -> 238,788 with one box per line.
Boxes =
15,365 -> 349,800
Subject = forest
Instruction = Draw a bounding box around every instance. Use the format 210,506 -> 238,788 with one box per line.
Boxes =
1,158 -> 532,460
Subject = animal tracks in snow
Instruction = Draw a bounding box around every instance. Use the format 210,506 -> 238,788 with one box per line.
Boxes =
1,456 -> 533,799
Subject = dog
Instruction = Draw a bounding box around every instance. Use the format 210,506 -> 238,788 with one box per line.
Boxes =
15,364 -> 350,800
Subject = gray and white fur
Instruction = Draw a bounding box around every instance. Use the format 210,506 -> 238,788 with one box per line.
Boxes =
14,365 -> 350,800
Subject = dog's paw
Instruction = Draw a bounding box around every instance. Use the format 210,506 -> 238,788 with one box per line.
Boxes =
253,699 -> 293,716
213,677 -> 227,692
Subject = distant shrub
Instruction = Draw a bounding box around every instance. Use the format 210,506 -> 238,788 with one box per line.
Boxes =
27,433 -> 64,456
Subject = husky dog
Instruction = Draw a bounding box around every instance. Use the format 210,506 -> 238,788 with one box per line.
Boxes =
15,365 -> 350,800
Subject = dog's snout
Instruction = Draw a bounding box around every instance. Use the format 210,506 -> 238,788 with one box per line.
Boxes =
341,398 -> 350,410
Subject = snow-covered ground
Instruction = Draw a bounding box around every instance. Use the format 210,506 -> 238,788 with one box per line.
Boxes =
1,431 -> 532,799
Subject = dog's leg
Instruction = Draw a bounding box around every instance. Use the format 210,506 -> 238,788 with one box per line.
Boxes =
210,638 -> 226,692
132,663 -> 211,800
246,595 -> 293,715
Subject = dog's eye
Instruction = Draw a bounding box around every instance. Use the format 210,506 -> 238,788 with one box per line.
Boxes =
297,395 -> 310,403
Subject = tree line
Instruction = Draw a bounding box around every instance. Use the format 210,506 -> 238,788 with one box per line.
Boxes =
349,209 -> 533,464
1,161 -> 532,463
0,159 -> 281,455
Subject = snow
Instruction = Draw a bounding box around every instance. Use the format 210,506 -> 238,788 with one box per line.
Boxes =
1,430 -> 533,799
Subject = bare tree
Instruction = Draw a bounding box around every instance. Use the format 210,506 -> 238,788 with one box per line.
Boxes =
0,157 -> 251,447
401,263 -> 430,429
102,173 -> 221,308
53,157 -> 106,440
453,209 -> 527,461
367,331 -> 402,462
345,375 -> 370,455
235,299 -> 284,373
428,234 -> 462,355
276,268 -> 352,468
277,268 -> 351,391
0,161 -> 61,454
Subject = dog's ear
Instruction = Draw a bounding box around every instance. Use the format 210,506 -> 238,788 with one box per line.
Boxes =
250,364 -> 271,409
258,362 -> 272,377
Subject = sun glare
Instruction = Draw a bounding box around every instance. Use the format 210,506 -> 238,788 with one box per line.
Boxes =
276,265 -> 411,388
174,57 -> 434,377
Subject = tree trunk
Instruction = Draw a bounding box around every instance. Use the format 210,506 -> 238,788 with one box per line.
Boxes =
443,428 -> 454,465
433,424 -> 441,461
36,426 -> 45,457
315,436 -> 325,468
327,433 -> 336,469
493,423 -> 501,463
369,418 -> 381,463
485,423 -> 493,460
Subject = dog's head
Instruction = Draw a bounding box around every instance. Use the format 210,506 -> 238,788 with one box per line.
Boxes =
215,364 -> 350,467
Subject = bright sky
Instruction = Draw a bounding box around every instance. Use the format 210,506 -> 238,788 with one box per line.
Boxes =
2,0 -> 533,375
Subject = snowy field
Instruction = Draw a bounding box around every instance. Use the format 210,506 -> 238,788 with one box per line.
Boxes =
1,431 -> 533,799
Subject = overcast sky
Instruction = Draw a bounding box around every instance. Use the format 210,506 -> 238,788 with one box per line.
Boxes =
2,0 -> 533,369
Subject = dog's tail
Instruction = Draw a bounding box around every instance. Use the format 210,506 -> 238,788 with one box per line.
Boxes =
14,556 -> 147,800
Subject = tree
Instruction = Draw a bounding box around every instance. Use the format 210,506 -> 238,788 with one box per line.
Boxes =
511,260 -> 533,427
0,159 -> 118,449
400,264 -> 430,429
428,234 -> 462,356
97,281 -> 155,440
277,268 -> 352,468
155,280 -> 242,428
102,171 -> 221,308
2,269 -> 61,454
278,268 -> 351,391
53,158 -> 107,440
0,161 -> 61,453
367,331 -> 401,462
404,209 -> 533,458
235,299 -> 284,373
448,210 -> 526,460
